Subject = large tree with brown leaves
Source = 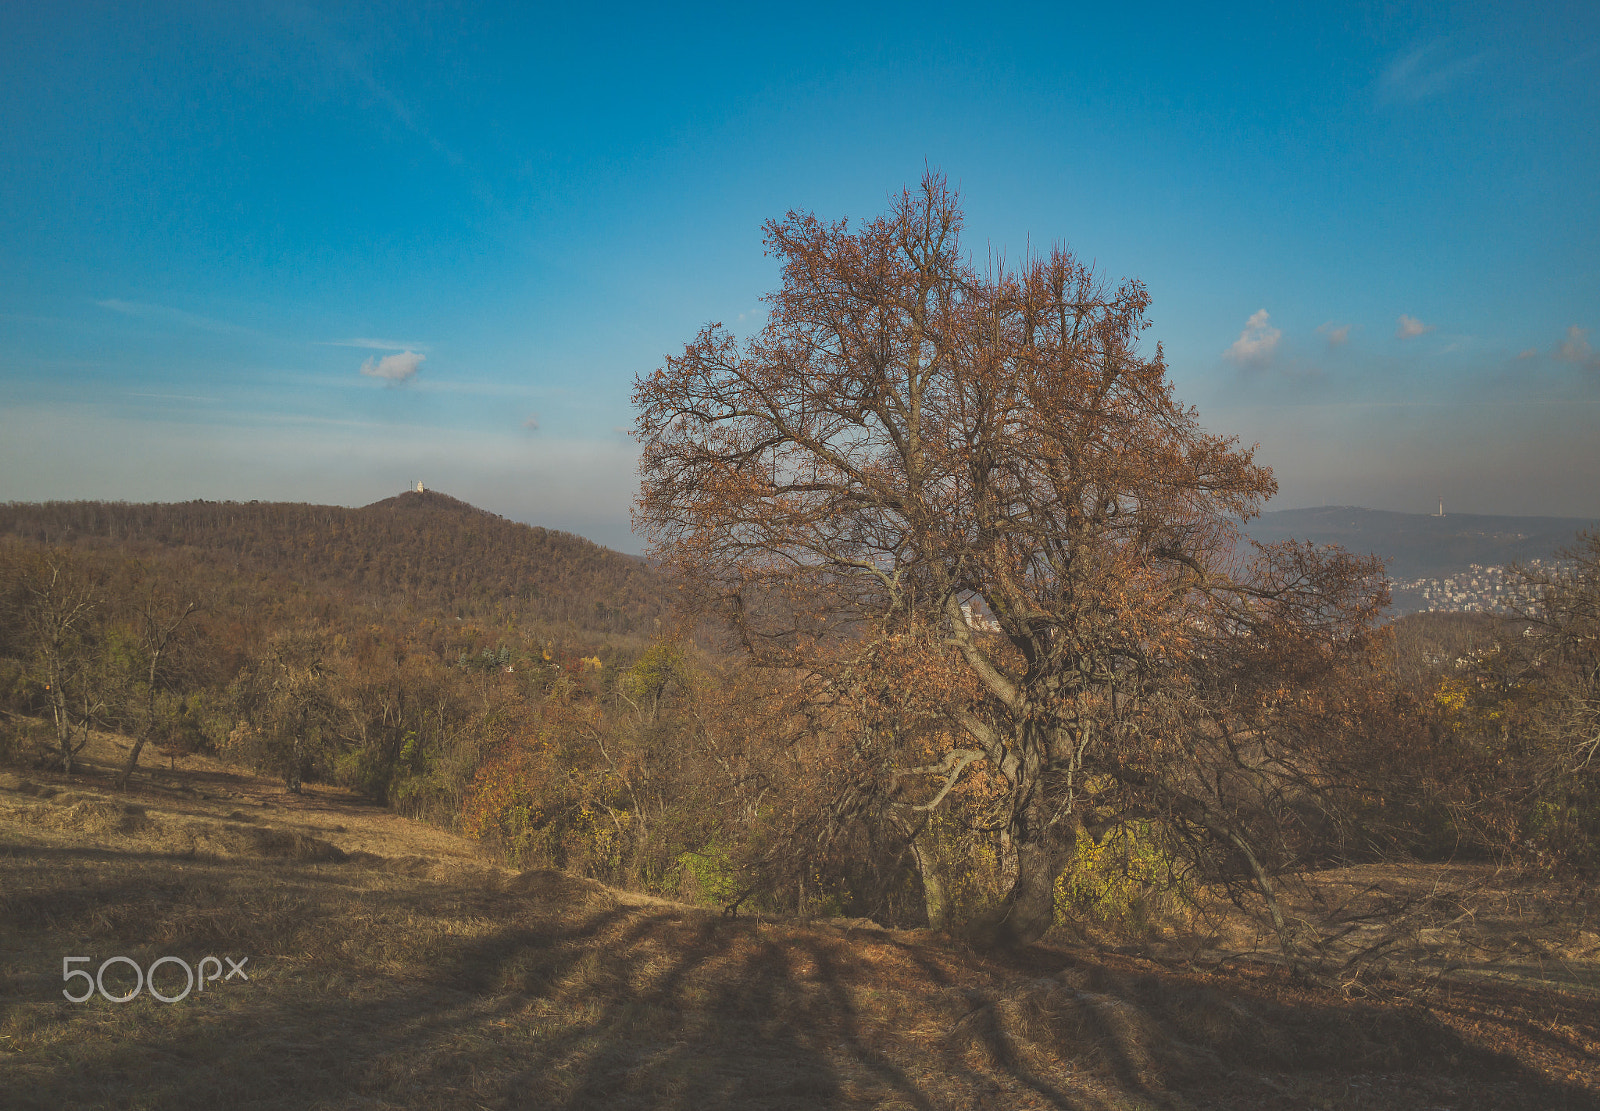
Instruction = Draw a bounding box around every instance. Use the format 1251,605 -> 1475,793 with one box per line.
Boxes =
634,175 -> 1385,945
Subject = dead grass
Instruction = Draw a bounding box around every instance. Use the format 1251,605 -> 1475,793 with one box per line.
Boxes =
1,733 -> 1597,1109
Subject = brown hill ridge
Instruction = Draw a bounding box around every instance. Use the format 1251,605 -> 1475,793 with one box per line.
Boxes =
0,491 -> 665,634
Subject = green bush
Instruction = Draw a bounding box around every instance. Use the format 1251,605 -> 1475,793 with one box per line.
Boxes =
668,843 -> 738,905
1525,795 -> 1600,867
1055,822 -> 1192,936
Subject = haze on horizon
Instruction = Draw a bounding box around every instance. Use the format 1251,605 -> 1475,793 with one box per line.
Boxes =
2,2 -> 1596,554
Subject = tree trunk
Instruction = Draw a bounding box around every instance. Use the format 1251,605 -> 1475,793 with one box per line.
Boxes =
907,830 -> 948,929
976,780 -> 1071,948
50,686 -> 77,776
990,836 -> 1064,947
119,735 -> 149,789
119,668 -> 160,790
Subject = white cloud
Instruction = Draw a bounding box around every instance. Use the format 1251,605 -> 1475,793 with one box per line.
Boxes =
522,413 -> 540,431
1517,348 -> 1539,360
1226,309 -> 1281,366
359,350 -> 424,383
95,298 -> 246,335
1396,314 -> 1433,339
327,337 -> 430,351
124,392 -> 222,403
1556,325 -> 1595,366
1317,321 -> 1351,348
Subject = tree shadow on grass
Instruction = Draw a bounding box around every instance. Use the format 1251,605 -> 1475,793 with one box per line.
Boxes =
3,849 -> 1598,1110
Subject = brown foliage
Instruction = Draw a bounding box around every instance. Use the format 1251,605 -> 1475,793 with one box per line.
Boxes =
0,489 -> 665,634
634,173 -> 1388,946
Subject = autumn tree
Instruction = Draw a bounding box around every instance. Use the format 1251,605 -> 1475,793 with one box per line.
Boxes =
227,629 -> 341,793
633,175 -> 1384,944
1518,531 -> 1600,776
21,553 -> 106,776
1491,531 -> 1600,864
115,571 -> 197,787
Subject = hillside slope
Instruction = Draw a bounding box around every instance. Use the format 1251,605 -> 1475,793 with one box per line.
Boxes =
1,733 -> 1596,1110
0,491 -> 665,634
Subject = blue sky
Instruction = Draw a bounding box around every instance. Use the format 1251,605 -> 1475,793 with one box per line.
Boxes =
2,1 -> 1596,551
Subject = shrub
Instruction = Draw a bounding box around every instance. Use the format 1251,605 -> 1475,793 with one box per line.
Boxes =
1055,822 -> 1193,937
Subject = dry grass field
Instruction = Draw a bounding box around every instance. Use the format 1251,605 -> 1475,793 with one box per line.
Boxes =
2,733 -> 1597,1110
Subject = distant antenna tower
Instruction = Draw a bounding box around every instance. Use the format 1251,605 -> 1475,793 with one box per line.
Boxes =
1436,494 -> 1445,518
414,480 -> 425,494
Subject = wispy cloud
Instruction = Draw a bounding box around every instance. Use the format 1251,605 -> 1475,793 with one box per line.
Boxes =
1379,43 -> 1487,103
522,413 -> 540,431
1317,321 -> 1351,349
1396,314 -> 1434,339
1517,348 -> 1539,360
123,392 -> 222,403
325,337 -> 431,352
273,7 -> 463,168
1556,325 -> 1597,368
94,299 -> 249,335
1226,309 -> 1281,366
359,350 -> 425,384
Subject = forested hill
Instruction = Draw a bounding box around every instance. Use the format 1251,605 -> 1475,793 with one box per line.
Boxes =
1244,506 -> 1599,580
0,491 -> 665,634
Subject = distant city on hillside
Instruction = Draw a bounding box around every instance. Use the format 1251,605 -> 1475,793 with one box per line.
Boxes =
1389,559 -> 1565,616
1243,506 -> 1600,616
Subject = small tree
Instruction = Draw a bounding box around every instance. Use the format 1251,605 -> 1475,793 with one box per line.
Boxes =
1519,531 -> 1600,776
23,554 -> 105,776
116,572 -> 196,788
229,629 -> 339,793
634,175 -> 1384,944
1501,531 -> 1600,864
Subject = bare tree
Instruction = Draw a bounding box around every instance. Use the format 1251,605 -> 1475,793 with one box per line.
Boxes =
23,555 -> 104,776
116,573 -> 197,788
634,174 -> 1384,945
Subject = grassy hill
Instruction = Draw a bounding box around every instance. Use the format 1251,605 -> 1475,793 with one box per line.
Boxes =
2,732 -> 1596,1110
